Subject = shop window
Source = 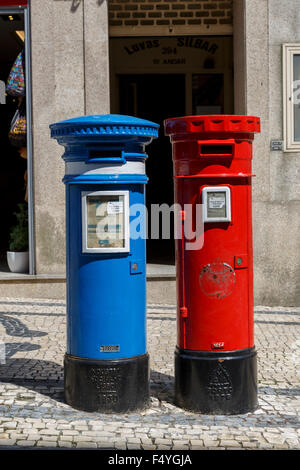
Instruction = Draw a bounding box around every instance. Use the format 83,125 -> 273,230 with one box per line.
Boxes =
283,44 -> 300,151
192,74 -> 224,115
0,11 -> 28,273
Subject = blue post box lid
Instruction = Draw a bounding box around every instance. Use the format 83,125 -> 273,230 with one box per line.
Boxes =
50,114 -> 159,139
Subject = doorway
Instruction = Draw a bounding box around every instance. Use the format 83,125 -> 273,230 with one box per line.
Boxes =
119,73 -> 185,263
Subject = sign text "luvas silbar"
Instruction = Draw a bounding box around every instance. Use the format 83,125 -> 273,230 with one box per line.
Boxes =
124,37 -> 219,55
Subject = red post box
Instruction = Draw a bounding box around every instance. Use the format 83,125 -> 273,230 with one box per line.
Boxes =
164,115 -> 260,414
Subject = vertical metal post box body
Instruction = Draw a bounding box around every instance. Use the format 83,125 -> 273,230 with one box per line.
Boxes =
164,115 -> 260,414
50,115 -> 159,413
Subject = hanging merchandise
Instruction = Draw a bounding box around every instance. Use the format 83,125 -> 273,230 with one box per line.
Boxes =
6,49 -> 25,97
8,98 -> 27,147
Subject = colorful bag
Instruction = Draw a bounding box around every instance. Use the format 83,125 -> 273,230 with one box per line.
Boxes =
8,99 -> 27,147
6,49 -> 25,97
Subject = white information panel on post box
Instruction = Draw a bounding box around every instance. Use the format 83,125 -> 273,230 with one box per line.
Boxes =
81,190 -> 130,253
202,186 -> 231,223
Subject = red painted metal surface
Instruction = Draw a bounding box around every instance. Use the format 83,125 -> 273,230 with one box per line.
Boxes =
164,115 -> 260,352
0,1 -> 27,6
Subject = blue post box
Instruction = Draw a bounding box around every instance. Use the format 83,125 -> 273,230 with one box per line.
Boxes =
50,114 -> 159,413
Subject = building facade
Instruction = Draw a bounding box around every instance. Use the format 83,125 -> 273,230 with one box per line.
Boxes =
0,0 -> 299,306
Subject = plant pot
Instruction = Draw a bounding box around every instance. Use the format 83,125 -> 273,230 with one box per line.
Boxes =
7,251 -> 29,273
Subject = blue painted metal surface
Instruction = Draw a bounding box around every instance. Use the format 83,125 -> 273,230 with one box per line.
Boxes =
50,115 -> 159,360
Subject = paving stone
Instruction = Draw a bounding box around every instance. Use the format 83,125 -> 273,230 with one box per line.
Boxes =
58,441 -> 73,448
16,440 -> 37,447
36,441 -> 58,447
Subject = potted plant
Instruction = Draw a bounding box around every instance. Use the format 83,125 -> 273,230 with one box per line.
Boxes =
7,202 -> 29,273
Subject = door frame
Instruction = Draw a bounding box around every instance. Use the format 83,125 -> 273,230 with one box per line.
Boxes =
0,5 -> 35,274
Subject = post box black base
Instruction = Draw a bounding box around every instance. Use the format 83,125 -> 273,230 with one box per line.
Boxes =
64,353 -> 150,413
175,346 -> 257,415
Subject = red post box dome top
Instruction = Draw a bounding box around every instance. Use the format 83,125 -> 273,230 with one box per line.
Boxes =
164,115 -> 260,136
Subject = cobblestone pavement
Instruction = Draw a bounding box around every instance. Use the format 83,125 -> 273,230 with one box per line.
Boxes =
0,297 -> 299,450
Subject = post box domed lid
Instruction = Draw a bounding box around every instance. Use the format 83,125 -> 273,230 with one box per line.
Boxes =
50,114 -> 159,139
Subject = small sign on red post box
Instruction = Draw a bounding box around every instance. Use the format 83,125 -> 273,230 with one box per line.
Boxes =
164,115 -> 260,415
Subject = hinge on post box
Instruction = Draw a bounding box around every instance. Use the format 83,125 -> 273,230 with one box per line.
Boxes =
180,307 -> 188,318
